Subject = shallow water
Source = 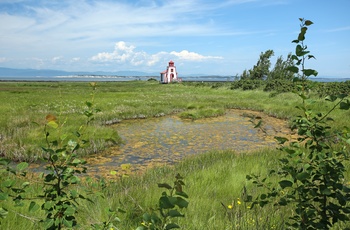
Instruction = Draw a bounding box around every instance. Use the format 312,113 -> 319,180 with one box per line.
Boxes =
86,109 -> 290,177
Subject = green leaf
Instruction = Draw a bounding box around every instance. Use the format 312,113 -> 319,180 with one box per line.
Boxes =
168,209 -> 184,218
165,223 -> 180,229
64,206 -> 76,216
321,188 -> 332,195
274,136 -> 289,144
43,201 -> 54,210
175,173 -> 184,180
29,201 -> 40,213
85,101 -> 93,108
51,154 -> 58,162
142,213 -> 151,222
325,95 -> 338,102
0,207 -> 8,219
0,192 -> 9,201
158,183 -> 172,190
2,179 -> 15,188
296,45 -> 309,57
84,110 -> 93,117
159,196 -> 175,209
296,172 -> 310,181
254,120 -> 262,128
71,159 -> 82,166
279,180 -> 293,189
74,131 -> 81,137
21,181 -> 30,188
47,120 -> 59,129
16,162 -> 29,171
70,190 -> 78,198
68,140 -> 78,151
175,191 -> 189,198
297,29 -> 306,41
340,101 -> 350,110
303,69 -> 318,77
286,66 -> 299,74
175,197 -> 189,208
63,218 -> 74,227
0,158 -> 10,166
60,133 -> 68,141
278,198 -> 288,206
69,176 -> 80,184
42,219 -> 54,229
298,33 -> 305,41
305,20 -> 313,26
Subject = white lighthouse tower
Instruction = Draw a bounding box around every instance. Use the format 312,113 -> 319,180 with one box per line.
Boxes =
160,60 -> 179,83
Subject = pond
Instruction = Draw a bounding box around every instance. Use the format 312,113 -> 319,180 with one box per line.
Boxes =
86,109 -> 291,178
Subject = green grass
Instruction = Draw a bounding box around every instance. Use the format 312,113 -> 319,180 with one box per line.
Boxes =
1,81 -> 350,229
1,81 -> 348,161
3,149 -> 349,229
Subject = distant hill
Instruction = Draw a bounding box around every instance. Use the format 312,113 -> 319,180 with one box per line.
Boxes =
0,67 -> 160,77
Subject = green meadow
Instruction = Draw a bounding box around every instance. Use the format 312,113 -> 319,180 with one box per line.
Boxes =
0,80 -> 350,229
1,80 -> 348,162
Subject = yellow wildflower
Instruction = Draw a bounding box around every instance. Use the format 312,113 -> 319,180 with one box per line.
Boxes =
228,204 -> 233,209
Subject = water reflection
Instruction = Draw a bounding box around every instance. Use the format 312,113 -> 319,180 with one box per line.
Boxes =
87,110 -> 290,177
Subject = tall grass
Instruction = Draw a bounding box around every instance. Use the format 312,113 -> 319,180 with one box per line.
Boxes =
1,81 -> 347,161
1,81 -> 349,229
82,149 -> 349,229
2,148 -> 350,229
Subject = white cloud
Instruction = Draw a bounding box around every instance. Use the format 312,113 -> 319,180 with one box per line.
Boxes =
90,41 -> 223,66
325,26 -> 350,33
71,57 -> 80,62
170,50 -> 223,61
0,0 -> 250,47
52,56 -> 63,63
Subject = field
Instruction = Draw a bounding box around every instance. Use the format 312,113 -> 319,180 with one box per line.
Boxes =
0,80 -> 350,229
1,80 -> 348,162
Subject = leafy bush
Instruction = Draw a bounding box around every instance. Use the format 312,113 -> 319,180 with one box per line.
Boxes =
137,174 -> 189,230
0,83 -> 123,229
230,80 -> 266,91
264,79 -> 297,93
247,18 -> 350,229
316,81 -> 350,98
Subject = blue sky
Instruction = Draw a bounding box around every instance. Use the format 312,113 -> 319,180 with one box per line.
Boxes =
0,0 -> 349,77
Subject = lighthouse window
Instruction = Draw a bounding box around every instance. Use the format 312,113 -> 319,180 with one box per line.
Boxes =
171,69 -> 173,72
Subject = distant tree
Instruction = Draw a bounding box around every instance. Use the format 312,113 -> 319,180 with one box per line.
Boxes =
240,69 -> 250,80
249,50 -> 274,80
268,53 -> 295,80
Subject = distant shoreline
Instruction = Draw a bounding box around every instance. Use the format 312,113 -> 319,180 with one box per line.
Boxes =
0,76 -> 349,83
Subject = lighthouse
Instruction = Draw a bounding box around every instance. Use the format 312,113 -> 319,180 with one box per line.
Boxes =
160,60 -> 179,83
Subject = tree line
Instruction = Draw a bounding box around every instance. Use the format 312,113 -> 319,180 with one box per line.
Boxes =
240,49 -> 295,81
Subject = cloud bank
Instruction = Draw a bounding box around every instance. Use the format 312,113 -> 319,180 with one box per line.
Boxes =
90,41 -> 223,67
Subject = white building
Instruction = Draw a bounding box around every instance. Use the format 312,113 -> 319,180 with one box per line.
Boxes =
160,60 -> 180,83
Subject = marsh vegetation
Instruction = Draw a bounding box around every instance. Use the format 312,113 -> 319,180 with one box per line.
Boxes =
1,18 -> 350,229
